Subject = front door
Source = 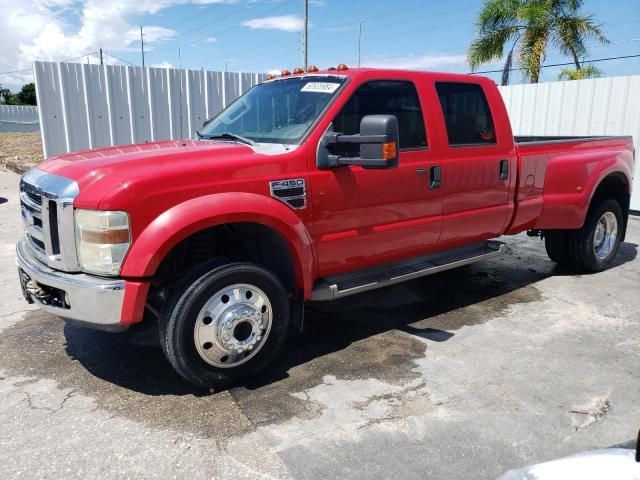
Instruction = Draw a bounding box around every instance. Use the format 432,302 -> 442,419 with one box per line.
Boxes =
310,79 -> 443,277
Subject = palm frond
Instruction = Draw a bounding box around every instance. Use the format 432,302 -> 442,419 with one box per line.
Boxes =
558,65 -> 602,80
519,27 -> 548,82
477,0 -> 521,34
468,26 -> 521,70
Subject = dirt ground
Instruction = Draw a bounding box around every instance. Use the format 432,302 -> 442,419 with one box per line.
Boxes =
0,132 -> 43,171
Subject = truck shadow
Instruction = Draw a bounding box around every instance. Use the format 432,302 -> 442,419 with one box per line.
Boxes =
63,240 -> 638,396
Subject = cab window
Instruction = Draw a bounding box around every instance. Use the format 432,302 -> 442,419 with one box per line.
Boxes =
332,80 -> 427,151
435,82 -> 496,146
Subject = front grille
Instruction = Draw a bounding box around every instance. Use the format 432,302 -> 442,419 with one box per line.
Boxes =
30,235 -> 45,251
26,190 -> 42,205
20,169 -> 80,272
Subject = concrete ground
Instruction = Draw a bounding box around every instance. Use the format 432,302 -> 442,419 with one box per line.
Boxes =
0,168 -> 638,479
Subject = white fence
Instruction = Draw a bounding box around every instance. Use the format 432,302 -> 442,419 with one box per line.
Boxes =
0,105 -> 39,133
0,104 -> 38,124
499,75 -> 640,210
34,61 -> 266,159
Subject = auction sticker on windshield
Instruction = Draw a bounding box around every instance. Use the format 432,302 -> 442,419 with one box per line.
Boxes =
301,82 -> 341,93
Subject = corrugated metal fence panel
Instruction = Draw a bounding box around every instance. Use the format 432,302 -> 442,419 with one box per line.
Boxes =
0,104 -> 38,124
187,70 -> 206,134
58,63 -> 89,153
35,61 -> 265,158
127,67 -> 151,144
205,71 -> 224,120
83,64 -> 110,150
499,75 -> 640,210
33,62 -> 67,158
104,65 -> 131,146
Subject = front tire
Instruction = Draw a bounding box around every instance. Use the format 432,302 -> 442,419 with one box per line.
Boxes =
160,260 -> 290,389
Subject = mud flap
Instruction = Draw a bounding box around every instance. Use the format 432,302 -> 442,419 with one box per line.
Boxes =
289,295 -> 305,334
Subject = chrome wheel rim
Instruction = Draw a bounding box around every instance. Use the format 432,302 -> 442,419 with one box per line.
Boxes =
593,211 -> 618,260
194,283 -> 272,368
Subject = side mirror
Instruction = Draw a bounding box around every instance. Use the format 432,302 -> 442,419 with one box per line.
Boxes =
317,114 -> 400,169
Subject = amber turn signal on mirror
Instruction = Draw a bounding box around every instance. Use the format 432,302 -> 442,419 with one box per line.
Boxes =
382,142 -> 397,160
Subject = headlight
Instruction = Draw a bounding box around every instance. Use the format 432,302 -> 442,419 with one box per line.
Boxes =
75,209 -> 131,276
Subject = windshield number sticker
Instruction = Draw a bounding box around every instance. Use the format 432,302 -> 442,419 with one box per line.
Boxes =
301,82 -> 341,94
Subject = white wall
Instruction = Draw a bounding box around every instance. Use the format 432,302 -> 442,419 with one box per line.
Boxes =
499,75 -> 640,211
33,61 -> 266,159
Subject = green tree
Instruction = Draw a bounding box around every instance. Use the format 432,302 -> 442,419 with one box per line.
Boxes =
17,83 -> 37,105
468,0 -> 608,85
558,64 -> 602,80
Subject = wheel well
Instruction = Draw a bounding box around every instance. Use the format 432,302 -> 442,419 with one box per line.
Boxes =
147,223 -> 297,318
590,173 -> 630,238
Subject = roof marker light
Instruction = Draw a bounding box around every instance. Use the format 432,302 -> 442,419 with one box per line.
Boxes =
336,63 -> 349,71
281,69 -> 291,76
293,67 -> 304,74
307,65 -> 319,72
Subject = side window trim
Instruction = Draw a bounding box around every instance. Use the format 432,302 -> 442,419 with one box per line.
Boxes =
435,81 -> 497,148
332,79 -> 429,152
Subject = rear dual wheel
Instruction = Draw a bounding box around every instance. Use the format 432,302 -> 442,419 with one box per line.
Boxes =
160,260 -> 290,389
545,198 -> 623,272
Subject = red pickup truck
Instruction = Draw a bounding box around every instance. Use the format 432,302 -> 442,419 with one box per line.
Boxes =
17,66 -> 634,388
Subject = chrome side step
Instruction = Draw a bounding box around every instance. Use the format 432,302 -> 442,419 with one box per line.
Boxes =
311,240 -> 507,301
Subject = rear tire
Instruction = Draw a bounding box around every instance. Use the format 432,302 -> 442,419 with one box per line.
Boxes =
568,198 -> 623,272
160,259 -> 290,389
544,230 -> 571,265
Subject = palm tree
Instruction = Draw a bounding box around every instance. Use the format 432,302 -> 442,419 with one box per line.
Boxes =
558,64 -> 602,80
468,0 -> 608,85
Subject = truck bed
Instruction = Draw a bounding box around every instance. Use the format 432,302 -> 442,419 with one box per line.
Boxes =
515,135 -> 629,145
508,134 -> 635,234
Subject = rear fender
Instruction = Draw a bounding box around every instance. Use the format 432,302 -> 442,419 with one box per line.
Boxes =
535,149 -> 633,230
120,192 -> 315,298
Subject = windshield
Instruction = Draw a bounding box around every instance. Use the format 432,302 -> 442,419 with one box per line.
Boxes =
200,75 -> 346,145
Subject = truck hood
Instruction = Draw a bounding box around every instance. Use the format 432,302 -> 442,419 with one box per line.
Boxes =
37,140 -> 294,209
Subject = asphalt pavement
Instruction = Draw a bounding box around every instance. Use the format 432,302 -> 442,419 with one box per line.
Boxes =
0,168 -> 638,479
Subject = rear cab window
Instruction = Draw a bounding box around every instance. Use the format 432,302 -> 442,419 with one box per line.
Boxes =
332,80 -> 428,153
435,82 -> 496,146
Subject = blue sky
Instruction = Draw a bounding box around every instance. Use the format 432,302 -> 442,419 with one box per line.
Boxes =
1,0 -> 639,89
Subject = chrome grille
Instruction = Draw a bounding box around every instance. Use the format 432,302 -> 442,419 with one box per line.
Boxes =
20,169 -> 80,272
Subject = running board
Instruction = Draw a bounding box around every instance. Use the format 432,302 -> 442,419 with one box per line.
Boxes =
311,240 -> 507,301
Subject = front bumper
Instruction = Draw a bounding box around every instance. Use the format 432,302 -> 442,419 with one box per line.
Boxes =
16,238 -> 127,331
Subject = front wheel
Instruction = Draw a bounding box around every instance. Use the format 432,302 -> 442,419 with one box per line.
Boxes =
160,260 -> 290,389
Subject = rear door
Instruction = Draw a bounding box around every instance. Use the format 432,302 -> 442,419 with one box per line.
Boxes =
434,81 -> 516,249
310,79 -> 443,277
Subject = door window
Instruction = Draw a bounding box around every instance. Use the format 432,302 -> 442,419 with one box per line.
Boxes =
435,82 -> 496,146
332,80 -> 427,151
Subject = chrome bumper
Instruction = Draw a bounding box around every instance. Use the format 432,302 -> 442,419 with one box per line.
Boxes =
16,238 -> 126,331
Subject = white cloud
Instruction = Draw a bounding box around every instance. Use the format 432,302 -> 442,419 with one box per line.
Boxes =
362,53 -> 468,71
242,15 -> 304,32
203,36 -> 217,43
309,0 -> 326,6
150,61 -> 173,68
0,0 -> 233,87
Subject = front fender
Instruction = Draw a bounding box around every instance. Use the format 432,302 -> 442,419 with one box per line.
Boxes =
535,147 -> 633,230
120,192 -> 315,298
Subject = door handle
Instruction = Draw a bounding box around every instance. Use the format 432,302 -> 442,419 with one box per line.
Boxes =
429,165 -> 442,189
499,159 -> 509,180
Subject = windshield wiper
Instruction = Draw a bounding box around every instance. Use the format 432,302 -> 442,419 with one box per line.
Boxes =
197,131 -> 256,146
